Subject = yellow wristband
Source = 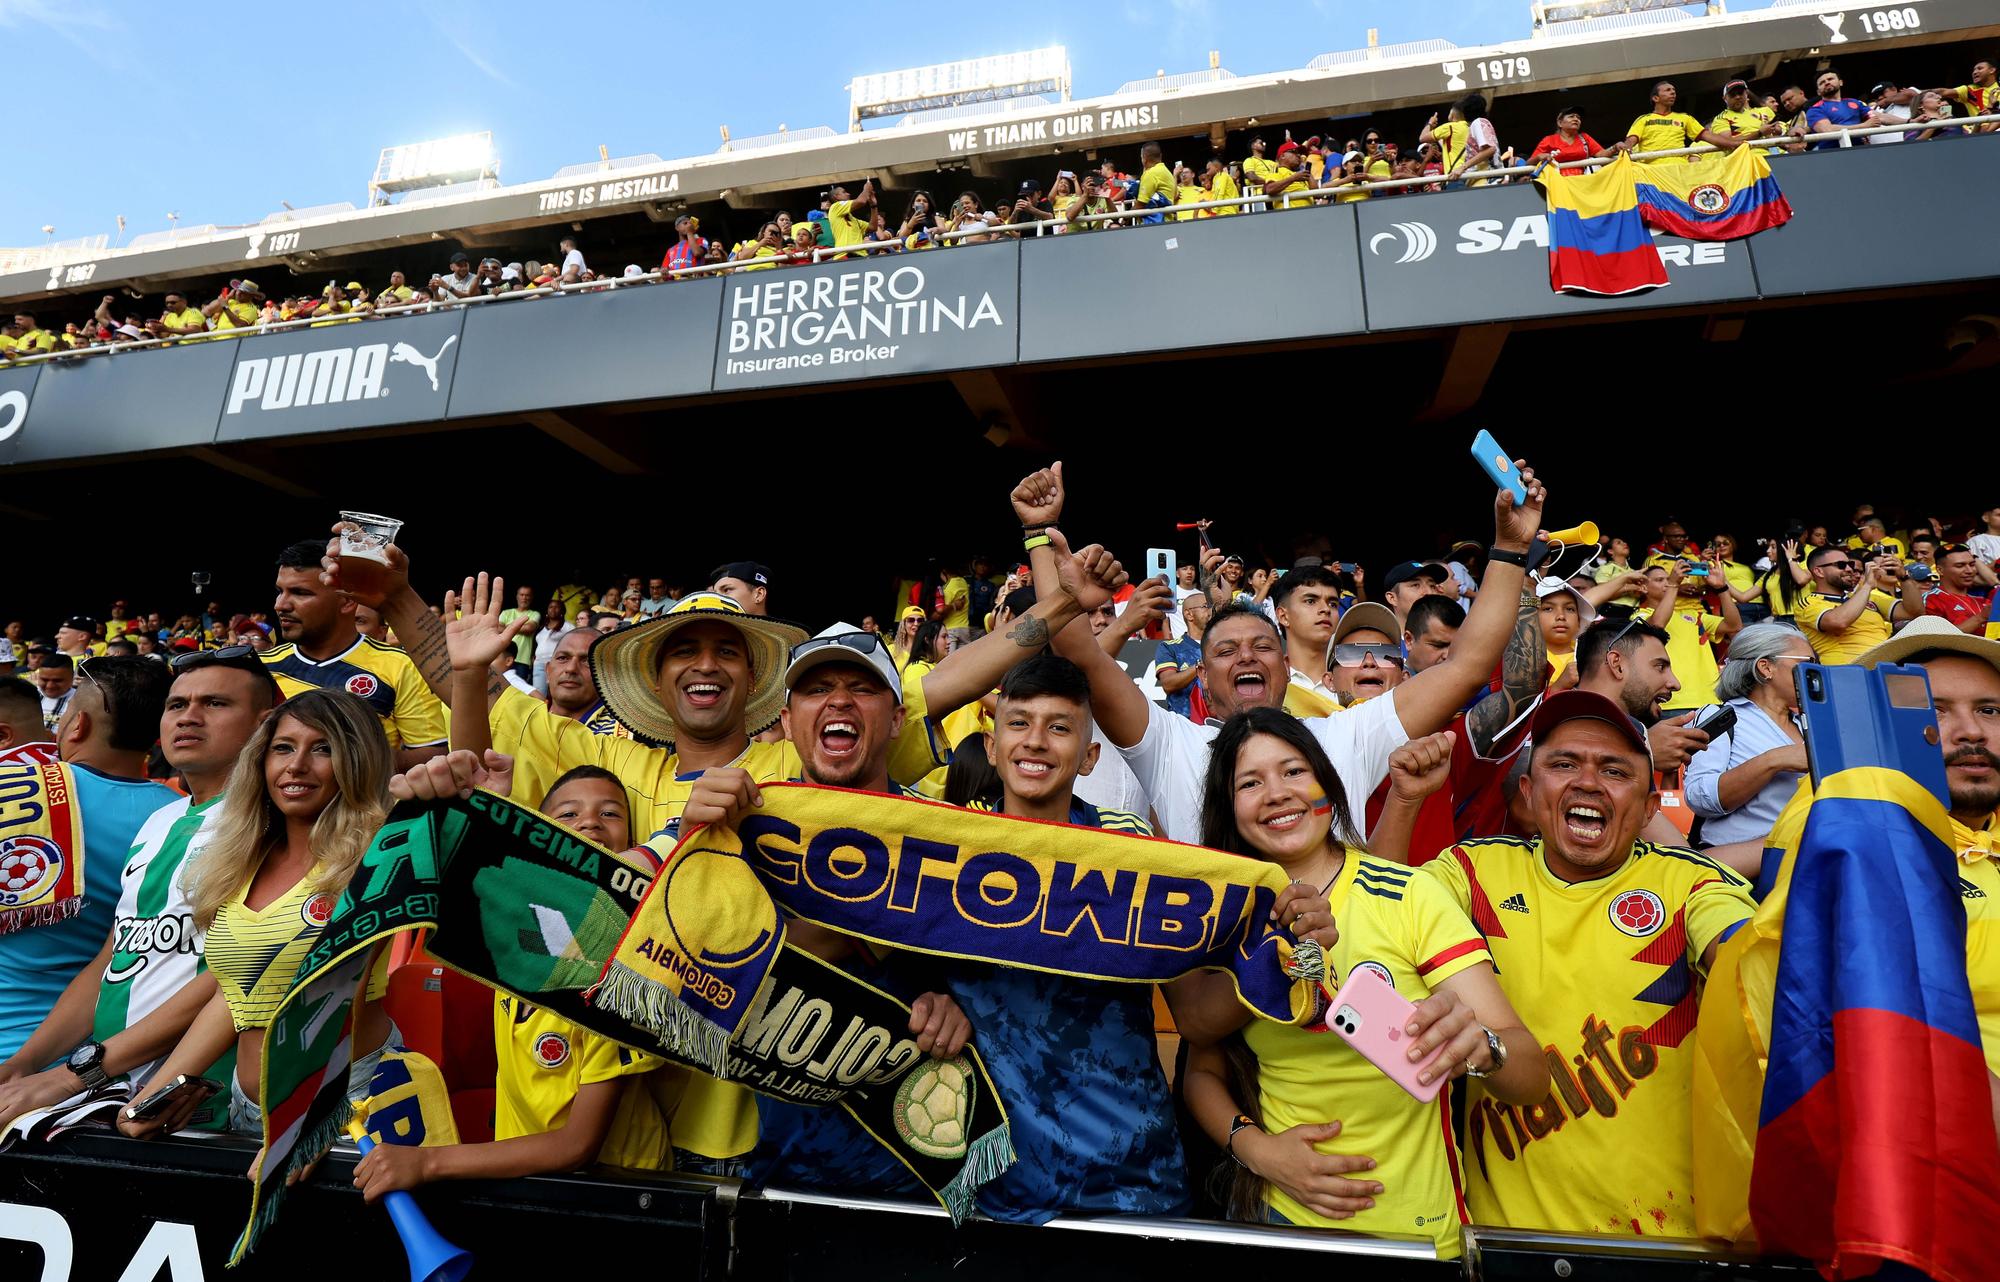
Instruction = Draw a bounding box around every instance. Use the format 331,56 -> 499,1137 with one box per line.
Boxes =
1023,535 -> 1052,551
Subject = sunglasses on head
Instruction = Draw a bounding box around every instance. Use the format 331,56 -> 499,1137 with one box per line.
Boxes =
169,643 -> 259,672
789,632 -> 889,663
1333,642 -> 1404,669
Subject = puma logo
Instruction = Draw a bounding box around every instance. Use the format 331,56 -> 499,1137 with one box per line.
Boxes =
389,334 -> 458,391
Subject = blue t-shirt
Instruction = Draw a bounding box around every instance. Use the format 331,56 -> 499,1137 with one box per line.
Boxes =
1805,97 -> 1871,148
0,767 -> 177,1062
1154,636 -> 1203,719
945,799 -> 1186,1224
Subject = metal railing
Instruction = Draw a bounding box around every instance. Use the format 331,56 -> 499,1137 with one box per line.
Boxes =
7,114 -> 1991,367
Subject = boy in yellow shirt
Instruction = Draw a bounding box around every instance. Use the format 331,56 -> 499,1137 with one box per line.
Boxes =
350,763 -> 670,1200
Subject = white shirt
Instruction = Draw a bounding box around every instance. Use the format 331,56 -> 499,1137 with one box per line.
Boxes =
1970,532 -> 2000,570
1870,103 -> 1910,143
533,623 -> 572,665
562,248 -> 587,277
436,270 -> 478,299
1117,689 -> 1408,843
1072,723 -> 1153,820
1168,588 -> 1202,640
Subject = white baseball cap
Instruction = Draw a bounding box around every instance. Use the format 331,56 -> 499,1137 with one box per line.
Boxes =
784,624 -> 903,703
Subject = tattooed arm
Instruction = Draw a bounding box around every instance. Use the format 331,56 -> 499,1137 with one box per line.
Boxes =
919,536 -> 1109,718
1464,586 -> 1546,757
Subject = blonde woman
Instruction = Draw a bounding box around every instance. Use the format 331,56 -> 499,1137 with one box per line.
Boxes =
119,690 -> 395,1139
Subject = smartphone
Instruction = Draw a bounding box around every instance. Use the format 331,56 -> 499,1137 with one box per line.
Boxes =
1326,967 -> 1447,1103
1692,703 -> 1738,741
1146,547 -> 1178,588
125,1074 -> 223,1123
1469,429 -> 1526,505
1339,562 -> 1359,574
1795,662 -> 1950,809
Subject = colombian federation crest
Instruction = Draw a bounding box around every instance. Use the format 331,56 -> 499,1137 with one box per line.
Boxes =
1609,889 -> 1666,937
0,834 -> 63,905
533,1032 -> 571,1068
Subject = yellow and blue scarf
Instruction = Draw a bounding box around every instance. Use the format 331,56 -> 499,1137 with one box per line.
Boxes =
0,761 -> 86,935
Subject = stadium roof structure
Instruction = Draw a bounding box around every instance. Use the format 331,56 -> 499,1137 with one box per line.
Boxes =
2,0 -> 1993,305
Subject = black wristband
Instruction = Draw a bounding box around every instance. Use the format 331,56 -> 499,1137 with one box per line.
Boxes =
1020,523 -> 1052,534
1487,545 -> 1530,567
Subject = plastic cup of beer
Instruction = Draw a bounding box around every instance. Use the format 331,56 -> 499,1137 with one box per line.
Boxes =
336,511 -> 402,596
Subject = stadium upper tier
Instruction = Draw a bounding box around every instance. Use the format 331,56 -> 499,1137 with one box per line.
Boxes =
3,0 -> 1993,306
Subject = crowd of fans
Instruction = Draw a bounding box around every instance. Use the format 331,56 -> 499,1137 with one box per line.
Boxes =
1,464 -> 1996,1257
3,58 -> 1991,359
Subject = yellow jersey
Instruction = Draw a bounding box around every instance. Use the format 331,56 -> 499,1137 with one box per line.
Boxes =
1794,590 -> 1897,664
1710,106 -> 1774,144
481,679 -> 950,1157
204,863 -> 388,1031
1175,183 -> 1204,221
1208,171 -> 1241,215
1655,608 -> 1723,712
1244,852 -> 1491,1255
1953,813 -> 2000,1075
1625,113 -> 1705,162
494,993 -> 669,1171
1845,534 -> 1909,559
1422,837 -> 1754,1237
207,298 -> 261,335
261,637 -> 447,750
940,577 -> 971,630
1137,162 -> 1176,210
827,200 -> 869,250
161,307 -> 208,337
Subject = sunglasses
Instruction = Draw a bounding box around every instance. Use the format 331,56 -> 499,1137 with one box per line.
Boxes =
789,632 -> 890,664
169,643 -> 259,672
1333,643 -> 1404,669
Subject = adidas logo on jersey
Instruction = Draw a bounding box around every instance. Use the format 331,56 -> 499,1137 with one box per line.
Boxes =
1963,875 -> 1987,900
1499,893 -> 1530,913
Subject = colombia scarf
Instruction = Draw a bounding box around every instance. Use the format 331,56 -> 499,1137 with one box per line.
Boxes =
416,789 -> 1019,1221
233,805 -> 467,1264
0,760 -> 86,935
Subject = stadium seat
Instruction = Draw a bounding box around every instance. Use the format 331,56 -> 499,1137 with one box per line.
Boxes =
381,941 -> 499,1143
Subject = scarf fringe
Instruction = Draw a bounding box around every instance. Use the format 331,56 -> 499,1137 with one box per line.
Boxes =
0,896 -> 81,936
938,1122 -> 1015,1226
230,1095 -> 354,1267
593,961 -> 732,1075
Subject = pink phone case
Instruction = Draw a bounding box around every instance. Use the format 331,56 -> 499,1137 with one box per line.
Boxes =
1327,967 -> 1448,1103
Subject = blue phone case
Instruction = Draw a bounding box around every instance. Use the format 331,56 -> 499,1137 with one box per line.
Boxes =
1469,430 -> 1526,504
1795,662 -> 1950,809
1147,547 -> 1177,587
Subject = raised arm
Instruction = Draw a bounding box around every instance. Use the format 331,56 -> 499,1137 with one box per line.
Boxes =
1006,462 -> 1158,749
1465,584 -> 1544,757
920,529 -> 1119,717
1389,464 -> 1544,738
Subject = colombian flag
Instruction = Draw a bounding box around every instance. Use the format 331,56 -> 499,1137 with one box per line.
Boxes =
1535,154 -> 1668,296
1692,770 -> 2000,1280
1537,149 -> 1791,296
1631,145 -> 1793,241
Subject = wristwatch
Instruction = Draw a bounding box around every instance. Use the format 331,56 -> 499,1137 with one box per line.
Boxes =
1463,1027 -> 1508,1079
67,1041 -> 111,1091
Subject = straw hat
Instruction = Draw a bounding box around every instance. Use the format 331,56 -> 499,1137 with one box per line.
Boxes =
590,592 -> 807,746
1856,614 -> 2000,676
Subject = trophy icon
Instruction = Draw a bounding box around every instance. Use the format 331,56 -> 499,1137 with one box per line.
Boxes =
1818,12 -> 1848,43
1442,60 -> 1467,91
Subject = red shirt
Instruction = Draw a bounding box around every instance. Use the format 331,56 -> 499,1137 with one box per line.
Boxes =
1926,590 -> 1988,628
1532,131 -> 1602,169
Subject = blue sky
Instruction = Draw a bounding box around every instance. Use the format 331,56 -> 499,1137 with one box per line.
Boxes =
0,0 -> 1769,248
